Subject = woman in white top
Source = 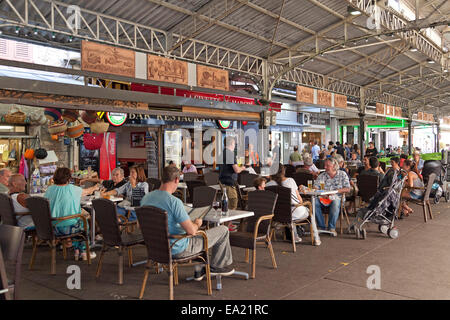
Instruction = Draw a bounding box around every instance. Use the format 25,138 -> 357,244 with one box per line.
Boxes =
266,165 -> 319,244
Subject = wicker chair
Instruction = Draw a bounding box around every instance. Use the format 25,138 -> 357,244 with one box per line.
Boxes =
147,178 -> 161,190
239,173 -> 259,188
185,180 -> 206,204
292,171 -> 314,188
203,172 -> 219,186
229,190 -> 278,279
26,196 -> 92,274
135,206 -> 212,300
92,198 -> 144,285
0,193 -> 35,239
357,174 -> 379,204
0,225 -> 25,300
404,173 -> 436,222
266,185 -> 314,252
284,165 -> 296,178
183,172 -> 199,182
192,186 -> 217,208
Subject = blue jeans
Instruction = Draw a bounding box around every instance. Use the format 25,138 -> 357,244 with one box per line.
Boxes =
315,198 -> 341,230
117,207 -> 137,222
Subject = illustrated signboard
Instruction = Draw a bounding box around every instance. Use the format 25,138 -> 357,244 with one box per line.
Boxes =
376,103 -> 385,115
394,107 -> 402,118
385,105 -> 394,116
417,112 -> 423,120
296,85 -> 314,104
317,90 -> 332,107
334,94 -> 347,109
147,55 -> 188,85
197,65 -> 229,91
81,41 -> 135,78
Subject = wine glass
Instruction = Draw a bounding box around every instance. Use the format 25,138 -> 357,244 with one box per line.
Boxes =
212,201 -> 220,217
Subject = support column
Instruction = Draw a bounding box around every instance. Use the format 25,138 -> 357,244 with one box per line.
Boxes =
407,118 -> 412,156
359,88 -> 366,159
436,121 -> 440,153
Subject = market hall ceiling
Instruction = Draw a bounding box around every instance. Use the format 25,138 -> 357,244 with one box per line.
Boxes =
0,0 -> 448,112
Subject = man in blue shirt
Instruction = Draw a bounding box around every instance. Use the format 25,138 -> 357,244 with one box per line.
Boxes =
140,166 -> 234,280
311,141 -> 320,161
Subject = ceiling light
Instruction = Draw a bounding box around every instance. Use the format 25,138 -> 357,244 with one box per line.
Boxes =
410,48 -> 418,52
69,36 -> 73,42
347,6 -> 361,15
427,59 -> 435,64
33,28 -> 38,35
52,32 -> 56,39
15,26 -> 19,34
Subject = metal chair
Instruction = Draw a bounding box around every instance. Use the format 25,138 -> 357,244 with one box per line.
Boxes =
203,171 -> 219,186
292,171 -> 314,188
135,206 -> 212,300
26,196 -> 92,274
192,186 -> 217,208
239,173 -> 259,188
183,172 -> 199,182
284,165 -> 296,178
266,185 -> 314,252
357,174 -> 380,204
229,190 -> 278,278
92,198 -> 144,285
185,180 -> 206,204
0,225 -> 25,300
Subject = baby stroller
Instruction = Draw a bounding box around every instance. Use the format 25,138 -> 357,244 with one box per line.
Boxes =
349,170 -> 408,240
422,157 -> 450,204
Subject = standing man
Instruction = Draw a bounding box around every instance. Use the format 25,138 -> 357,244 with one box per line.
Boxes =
0,168 -> 12,193
311,141 -> 321,162
401,140 -> 409,155
219,136 -> 245,211
289,146 -> 302,167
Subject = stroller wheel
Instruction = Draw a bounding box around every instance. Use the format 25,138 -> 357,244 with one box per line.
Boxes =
361,229 -> 367,240
378,225 -> 389,234
445,191 -> 450,203
388,227 -> 399,239
434,196 -> 440,204
355,228 -> 361,239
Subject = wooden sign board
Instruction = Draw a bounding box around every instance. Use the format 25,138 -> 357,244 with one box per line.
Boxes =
417,112 -> 423,120
197,65 -> 229,91
376,103 -> 385,115
317,90 -> 332,107
334,94 -> 347,109
394,107 -> 402,118
426,113 -> 434,122
296,85 -> 314,104
147,55 -> 188,85
385,105 -> 394,116
81,41 -> 135,78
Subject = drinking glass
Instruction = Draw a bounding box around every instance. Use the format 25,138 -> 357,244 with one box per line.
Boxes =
307,180 -> 313,190
320,181 -> 325,190
212,201 -> 220,216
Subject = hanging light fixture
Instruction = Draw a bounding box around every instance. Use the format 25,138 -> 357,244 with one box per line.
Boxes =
347,6 -> 361,15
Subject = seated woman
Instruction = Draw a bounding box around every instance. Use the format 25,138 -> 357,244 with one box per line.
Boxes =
45,167 -> 99,261
266,165 -> 319,244
102,165 -> 149,221
400,159 -> 424,217
253,177 -> 266,190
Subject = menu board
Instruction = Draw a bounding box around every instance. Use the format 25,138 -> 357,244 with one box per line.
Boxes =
296,85 -> 314,104
317,90 -> 332,107
197,65 -> 229,91
146,131 -> 159,179
148,55 -> 188,85
334,93 -> 347,109
81,41 -> 135,78
376,103 -> 385,115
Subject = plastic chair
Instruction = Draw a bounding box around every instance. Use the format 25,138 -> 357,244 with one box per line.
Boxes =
229,190 -> 278,279
135,206 -> 212,300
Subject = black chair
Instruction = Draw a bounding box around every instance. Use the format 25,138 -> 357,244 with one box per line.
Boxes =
0,225 -> 25,300
405,173 -> 436,223
0,193 -> 35,239
203,172 -> 219,186
26,197 -> 92,274
0,247 -> 9,300
229,190 -> 278,279
357,174 -> 379,204
238,171 -> 249,185
316,159 -> 326,170
183,172 -> 199,182
292,171 -> 314,188
192,186 -> 217,208
239,173 -> 259,188
92,198 -> 145,285
185,180 -> 206,204
147,178 -> 161,190
379,161 -> 387,173
135,206 -> 212,300
266,185 -> 314,252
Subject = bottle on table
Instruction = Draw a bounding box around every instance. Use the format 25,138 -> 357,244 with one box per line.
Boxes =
221,187 -> 229,215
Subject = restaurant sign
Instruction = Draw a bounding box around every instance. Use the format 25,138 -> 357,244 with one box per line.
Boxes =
106,112 -> 127,126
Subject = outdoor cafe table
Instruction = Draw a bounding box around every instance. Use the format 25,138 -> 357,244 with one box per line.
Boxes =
187,208 -> 254,290
299,189 -> 339,241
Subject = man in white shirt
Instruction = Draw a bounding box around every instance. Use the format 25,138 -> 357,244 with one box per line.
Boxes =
182,162 -> 198,174
311,141 -> 320,162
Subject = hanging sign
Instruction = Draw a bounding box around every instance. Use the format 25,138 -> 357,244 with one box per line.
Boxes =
296,85 -> 314,104
376,103 -> 385,115
197,65 -> 229,91
217,120 -> 231,129
317,90 -> 332,107
334,94 -> 347,109
106,112 -> 127,127
147,55 -> 188,85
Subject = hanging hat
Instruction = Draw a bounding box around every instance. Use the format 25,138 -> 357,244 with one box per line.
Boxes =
44,108 -> 62,122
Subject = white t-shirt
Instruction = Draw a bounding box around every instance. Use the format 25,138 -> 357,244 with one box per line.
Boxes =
266,178 -> 300,206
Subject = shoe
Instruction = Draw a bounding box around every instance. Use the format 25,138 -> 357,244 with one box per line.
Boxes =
329,229 -> 337,237
81,251 -> 96,260
210,266 -> 235,277
314,239 -> 322,246
95,234 -> 103,241
228,224 -> 238,232
193,267 -> 206,281
294,235 -> 302,243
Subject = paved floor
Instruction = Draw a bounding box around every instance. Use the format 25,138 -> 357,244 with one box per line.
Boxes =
11,200 -> 450,300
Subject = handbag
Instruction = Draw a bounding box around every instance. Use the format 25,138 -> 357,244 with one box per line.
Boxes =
34,137 -> 47,159
83,133 -> 104,150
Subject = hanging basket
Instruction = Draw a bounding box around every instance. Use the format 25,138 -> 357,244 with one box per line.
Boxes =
3,111 -> 27,124
44,108 -> 62,122
67,121 -> 84,139
62,109 -> 79,123
80,110 -> 98,124
89,120 -> 109,134
24,149 -> 35,160
83,133 -> 104,150
48,121 -> 67,135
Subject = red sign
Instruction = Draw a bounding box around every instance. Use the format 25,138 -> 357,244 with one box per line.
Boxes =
130,83 -> 282,112
99,132 -> 116,180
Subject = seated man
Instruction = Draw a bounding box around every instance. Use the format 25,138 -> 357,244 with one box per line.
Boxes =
357,155 -> 371,175
300,157 -> 320,179
140,166 -> 234,280
348,152 -> 361,166
360,156 -> 384,181
182,162 -> 198,174
8,173 -> 34,229
81,167 -> 127,192
314,158 -> 351,236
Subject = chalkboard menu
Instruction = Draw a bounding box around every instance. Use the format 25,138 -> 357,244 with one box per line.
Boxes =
78,138 -> 100,172
146,131 -> 159,179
